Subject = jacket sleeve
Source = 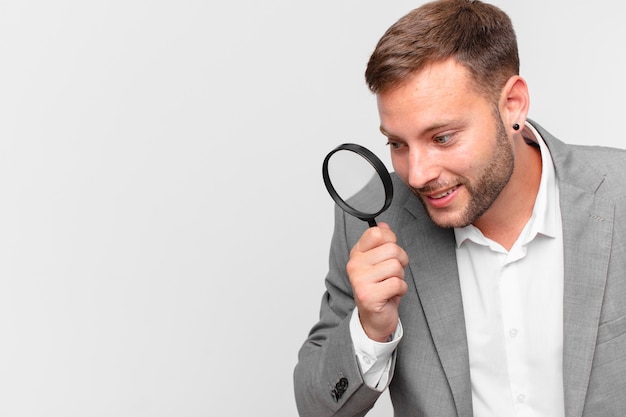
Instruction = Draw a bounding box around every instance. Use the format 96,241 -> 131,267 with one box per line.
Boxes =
293,205 -> 387,417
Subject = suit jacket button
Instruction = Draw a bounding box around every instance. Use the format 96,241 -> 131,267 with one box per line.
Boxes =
331,377 -> 349,402
337,377 -> 348,391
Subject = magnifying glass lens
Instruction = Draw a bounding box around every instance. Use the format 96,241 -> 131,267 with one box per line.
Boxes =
322,143 -> 393,227
326,150 -> 387,214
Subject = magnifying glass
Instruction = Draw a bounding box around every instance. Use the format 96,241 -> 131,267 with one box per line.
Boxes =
322,143 -> 393,227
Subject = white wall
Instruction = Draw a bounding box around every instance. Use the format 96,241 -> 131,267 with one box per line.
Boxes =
0,1 -> 623,416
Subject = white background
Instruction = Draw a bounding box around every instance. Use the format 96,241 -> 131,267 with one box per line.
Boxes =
0,1 -> 623,416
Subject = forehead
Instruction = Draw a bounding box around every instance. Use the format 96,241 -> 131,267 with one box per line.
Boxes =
376,59 -> 490,131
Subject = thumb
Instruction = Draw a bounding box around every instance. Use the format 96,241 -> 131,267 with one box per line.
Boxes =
376,222 -> 391,230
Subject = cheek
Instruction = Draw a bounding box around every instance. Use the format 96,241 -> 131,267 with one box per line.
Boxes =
449,145 -> 486,175
456,153 -> 475,173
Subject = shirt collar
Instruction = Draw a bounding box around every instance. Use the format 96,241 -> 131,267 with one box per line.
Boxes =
454,121 -> 559,248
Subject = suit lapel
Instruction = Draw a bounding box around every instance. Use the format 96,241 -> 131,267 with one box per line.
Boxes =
538,126 -> 615,417
559,180 -> 614,417
397,205 -> 473,417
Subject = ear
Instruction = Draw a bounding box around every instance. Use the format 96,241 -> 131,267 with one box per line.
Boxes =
499,75 -> 530,133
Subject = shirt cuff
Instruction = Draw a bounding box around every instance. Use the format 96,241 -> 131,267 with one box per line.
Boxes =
349,307 -> 403,391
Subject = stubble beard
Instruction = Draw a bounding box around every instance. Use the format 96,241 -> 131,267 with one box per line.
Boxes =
412,118 -> 515,229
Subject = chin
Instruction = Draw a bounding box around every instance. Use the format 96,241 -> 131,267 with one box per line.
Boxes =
425,207 -> 474,229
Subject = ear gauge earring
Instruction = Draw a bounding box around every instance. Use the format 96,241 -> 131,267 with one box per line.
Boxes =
513,123 -> 520,131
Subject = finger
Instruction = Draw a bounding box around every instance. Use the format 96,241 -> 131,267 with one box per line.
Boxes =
351,241 -> 409,268
352,225 -> 398,254
355,276 -> 408,311
376,276 -> 408,301
375,258 -> 407,283
350,255 -> 406,283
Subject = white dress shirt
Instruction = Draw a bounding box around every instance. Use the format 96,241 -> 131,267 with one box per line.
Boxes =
352,123 -> 565,417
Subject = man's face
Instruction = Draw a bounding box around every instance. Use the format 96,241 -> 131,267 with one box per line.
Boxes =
377,58 -> 514,228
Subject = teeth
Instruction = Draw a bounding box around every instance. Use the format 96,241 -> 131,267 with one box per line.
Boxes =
432,187 -> 456,199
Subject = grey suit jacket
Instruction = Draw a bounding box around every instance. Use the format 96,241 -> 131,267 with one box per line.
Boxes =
294,121 -> 626,417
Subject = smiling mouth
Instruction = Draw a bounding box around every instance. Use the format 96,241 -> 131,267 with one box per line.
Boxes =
428,186 -> 459,199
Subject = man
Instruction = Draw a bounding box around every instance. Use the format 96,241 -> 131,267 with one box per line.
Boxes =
294,0 -> 626,416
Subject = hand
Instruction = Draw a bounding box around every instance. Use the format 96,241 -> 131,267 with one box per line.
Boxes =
347,222 -> 409,342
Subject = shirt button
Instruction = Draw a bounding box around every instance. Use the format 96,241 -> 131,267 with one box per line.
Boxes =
509,328 -> 518,338
363,355 -> 372,365
517,394 -> 526,403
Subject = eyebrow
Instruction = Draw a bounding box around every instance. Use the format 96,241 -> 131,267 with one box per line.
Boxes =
379,126 -> 393,138
379,121 -> 456,139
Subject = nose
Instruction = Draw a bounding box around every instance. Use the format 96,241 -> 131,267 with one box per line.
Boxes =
407,146 -> 439,189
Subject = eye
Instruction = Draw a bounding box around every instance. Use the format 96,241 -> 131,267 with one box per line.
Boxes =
386,140 -> 406,151
433,133 -> 453,144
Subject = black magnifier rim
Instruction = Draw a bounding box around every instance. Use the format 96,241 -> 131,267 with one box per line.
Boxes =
322,143 -> 393,222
